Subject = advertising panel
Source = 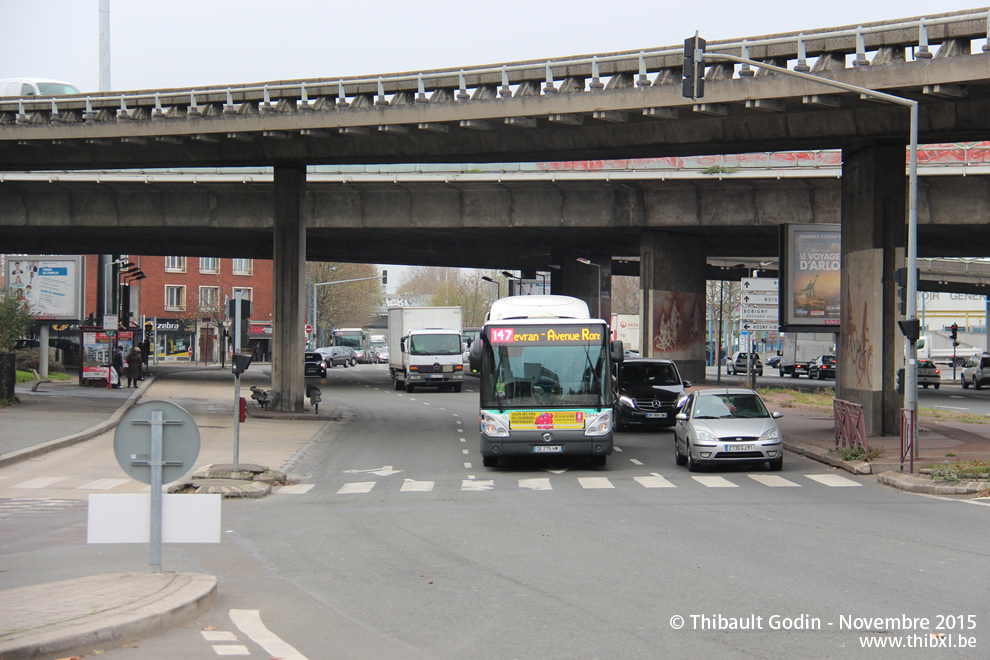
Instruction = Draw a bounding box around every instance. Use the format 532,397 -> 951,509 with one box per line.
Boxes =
785,225 -> 841,328
4,255 -> 84,320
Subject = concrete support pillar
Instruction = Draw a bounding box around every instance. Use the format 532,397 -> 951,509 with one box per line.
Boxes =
553,252 -> 611,321
839,144 -> 905,436
272,166 -> 306,412
640,232 -> 707,383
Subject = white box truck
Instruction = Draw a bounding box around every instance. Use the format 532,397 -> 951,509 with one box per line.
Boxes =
388,307 -> 464,393
610,313 -> 641,354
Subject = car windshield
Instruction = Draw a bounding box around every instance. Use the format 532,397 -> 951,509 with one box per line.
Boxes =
305,353 -> 322,361
620,363 -> 679,387
693,394 -> 769,419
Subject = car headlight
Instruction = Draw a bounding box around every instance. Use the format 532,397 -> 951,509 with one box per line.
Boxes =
618,395 -> 636,409
585,409 -> 612,436
694,429 -> 717,445
481,412 -> 510,437
760,427 -> 780,443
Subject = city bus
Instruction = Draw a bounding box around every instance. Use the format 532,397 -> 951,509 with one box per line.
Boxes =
470,295 -> 624,467
332,328 -> 373,363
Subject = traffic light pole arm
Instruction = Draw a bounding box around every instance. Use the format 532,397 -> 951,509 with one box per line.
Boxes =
701,50 -> 920,439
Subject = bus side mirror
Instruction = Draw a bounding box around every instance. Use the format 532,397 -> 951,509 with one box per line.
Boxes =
468,335 -> 485,373
610,340 -> 625,363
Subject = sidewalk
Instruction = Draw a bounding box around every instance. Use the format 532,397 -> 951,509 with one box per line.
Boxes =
1,366 -> 988,659
0,363 -> 332,660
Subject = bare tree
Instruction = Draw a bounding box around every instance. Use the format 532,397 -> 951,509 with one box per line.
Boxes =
611,276 -> 640,315
311,262 -> 383,346
706,279 -> 741,363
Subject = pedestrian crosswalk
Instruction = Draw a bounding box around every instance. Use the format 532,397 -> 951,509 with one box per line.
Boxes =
272,471 -> 862,496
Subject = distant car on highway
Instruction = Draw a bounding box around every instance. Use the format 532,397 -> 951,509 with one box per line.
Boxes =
808,355 -> 836,380
916,360 -> 941,389
726,351 -> 763,376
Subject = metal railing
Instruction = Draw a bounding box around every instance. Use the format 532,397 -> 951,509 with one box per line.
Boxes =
0,9 -> 987,122
833,399 -> 869,455
900,408 -> 916,472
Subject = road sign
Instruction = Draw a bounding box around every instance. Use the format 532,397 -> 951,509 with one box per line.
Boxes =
741,277 -> 778,292
114,401 -> 200,485
743,322 -> 778,331
741,293 -> 778,305
305,324 -> 313,335
742,305 -> 779,321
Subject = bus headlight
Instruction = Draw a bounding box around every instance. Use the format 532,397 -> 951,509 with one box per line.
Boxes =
481,412 -> 510,437
585,409 -> 612,436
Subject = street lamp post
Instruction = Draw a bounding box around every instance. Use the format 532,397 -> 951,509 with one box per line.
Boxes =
576,258 -> 601,319
481,276 -> 500,302
501,271 -> 522,296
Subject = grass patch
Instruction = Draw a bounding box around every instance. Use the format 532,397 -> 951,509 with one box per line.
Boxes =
922,460 -> 990,481
759,387 -> 988,424
830,445 -> 886,462
15,370 -> 74,383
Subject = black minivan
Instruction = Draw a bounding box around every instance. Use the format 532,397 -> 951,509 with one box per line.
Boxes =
613,358 -> 691,430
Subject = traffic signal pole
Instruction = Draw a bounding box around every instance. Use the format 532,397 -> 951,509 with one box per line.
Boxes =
686,42 -> 920,452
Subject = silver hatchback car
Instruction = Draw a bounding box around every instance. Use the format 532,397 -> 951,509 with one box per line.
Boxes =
674,389 -> 783,471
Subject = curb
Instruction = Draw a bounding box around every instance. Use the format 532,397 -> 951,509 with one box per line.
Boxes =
0,572 -> 216,660
784,441 -> 872,475
0,377 -> 153,470
876,471 -> 990,495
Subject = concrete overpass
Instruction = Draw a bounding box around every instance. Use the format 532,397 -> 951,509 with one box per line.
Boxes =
3,9 -> 990,433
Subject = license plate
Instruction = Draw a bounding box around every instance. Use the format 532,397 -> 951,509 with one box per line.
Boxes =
533,445 -> 562,453
726,444 -> 756,452
429,374 -> 444,379
646,412 -> 667,419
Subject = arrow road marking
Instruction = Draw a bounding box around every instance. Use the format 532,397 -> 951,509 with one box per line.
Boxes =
230,609 -> 307,660
343,465 -> 403,477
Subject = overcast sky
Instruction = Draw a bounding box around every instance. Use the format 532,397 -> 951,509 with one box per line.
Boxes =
0,1 -> 976,92
1,1 -> 978,290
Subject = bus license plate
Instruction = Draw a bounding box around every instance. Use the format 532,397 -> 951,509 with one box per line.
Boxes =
533,446 -> 562,453
646,412 -> 667,419
726,444 -> 755,452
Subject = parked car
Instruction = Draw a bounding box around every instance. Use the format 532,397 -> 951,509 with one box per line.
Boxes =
674,388 -> 784,471
613,358 -> 691,430
304,351 -> 327,378
808,355 -> 836,380
961,353 -> 990,389
916,360 -> 941,389
725,351 -> 763,376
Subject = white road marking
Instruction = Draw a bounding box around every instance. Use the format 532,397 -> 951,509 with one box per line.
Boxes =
462,449 -> 469,454
578,477 -> 614,489
463,462 -> 472,469
77,478 -> 130,490
459,437 -> 466,442
634,473 -> 677,488
343,465 -> 402,476
337,482 -> 376,494
748,474 -> 801,487
519,478 -> 552,491
630,458 -> 644,465
401,479 -> 435,492
461,479 -> 494,491
201,630 -> 238,642
275,484 -> 315,495
613,446 -> 623,452
12,477 -> 67,489
805,474 -> 862,487
212,645 -> 251,656
422,401 -> 431,406
229,609 -> 307,659
691,476 -> 738,488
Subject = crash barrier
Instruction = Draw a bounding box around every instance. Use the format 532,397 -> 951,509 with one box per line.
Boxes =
900,408 -> 915,473
249,385 -> 281,411
306,384 -> 322,414
833,399 -> 868,455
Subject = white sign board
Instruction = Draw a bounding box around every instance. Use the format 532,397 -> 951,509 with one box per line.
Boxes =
742,322 -> 778,331
87,494 -> 221,544
741,305 -> 779,321
741,293 -> 778,306
741,277 -> 778,292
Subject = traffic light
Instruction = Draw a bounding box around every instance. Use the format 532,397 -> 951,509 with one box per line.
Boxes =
382,269 -> 388,285
951,323 -> 959,346
682,34 -> 706,99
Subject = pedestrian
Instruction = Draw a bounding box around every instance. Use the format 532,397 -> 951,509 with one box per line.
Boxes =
111,345 -> 124,389
139,337 -> 151,378
125,346 -> 143,388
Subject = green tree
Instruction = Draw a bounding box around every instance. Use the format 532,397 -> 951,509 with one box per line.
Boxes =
0,288 -> 35,353
311,262 -> 383,345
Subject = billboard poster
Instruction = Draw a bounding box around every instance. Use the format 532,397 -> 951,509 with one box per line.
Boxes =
786,225 -> 841,327
82,331 -> 113,380
4,255 -> 84,320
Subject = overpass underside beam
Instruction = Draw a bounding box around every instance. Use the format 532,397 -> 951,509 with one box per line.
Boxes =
272,166 -> 306,412
640,232 -> 706,383
839,144 -> 905,436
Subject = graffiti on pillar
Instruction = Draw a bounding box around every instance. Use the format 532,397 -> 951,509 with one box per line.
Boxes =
650,291 -> 704,360
841,272 -> 875,388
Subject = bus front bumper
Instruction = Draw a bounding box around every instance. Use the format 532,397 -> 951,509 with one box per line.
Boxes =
481,429 -> 613,458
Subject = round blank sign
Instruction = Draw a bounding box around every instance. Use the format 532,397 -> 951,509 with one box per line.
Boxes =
114,400 -> 200,485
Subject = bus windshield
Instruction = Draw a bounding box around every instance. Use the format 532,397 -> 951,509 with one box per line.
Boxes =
480,328 -> 608,409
